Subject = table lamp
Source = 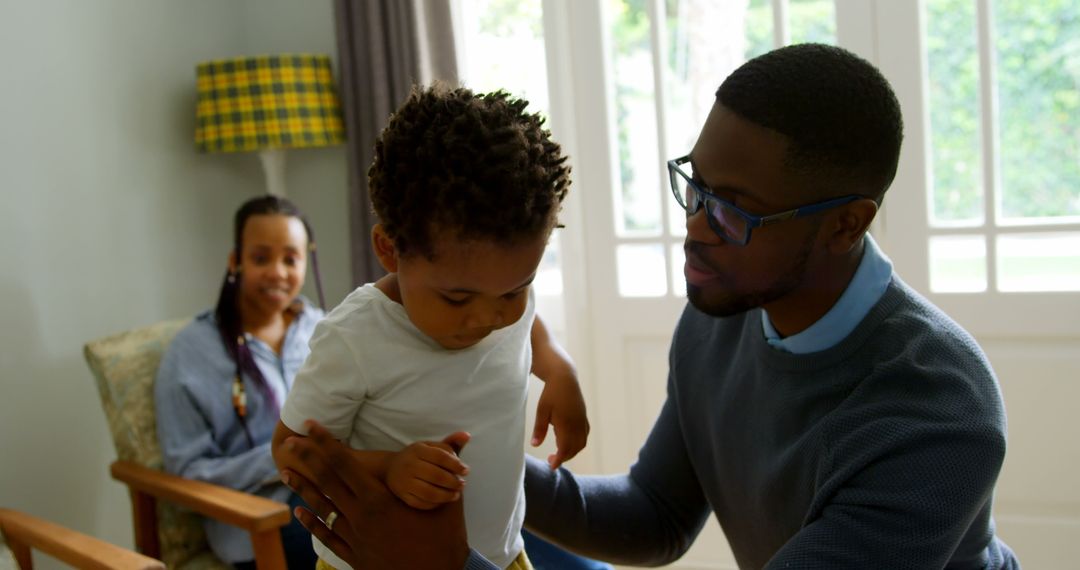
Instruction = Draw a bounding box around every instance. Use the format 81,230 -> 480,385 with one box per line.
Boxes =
194,53 -> 346,196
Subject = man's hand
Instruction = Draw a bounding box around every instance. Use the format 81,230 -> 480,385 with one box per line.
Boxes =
386,438 -> 470,510
279,421 -> 472,570
532,373 -> 590,469
273,419 -> 393,486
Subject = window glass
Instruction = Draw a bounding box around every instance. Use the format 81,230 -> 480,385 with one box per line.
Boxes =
609,0 -> 662,236
997,233 -> 1080,292
929,235 -> 987,293
459,0 -> 549,115
457,0 -> 563,295
662,0 -> 760,240
926,0 -> 984,226
788,0 -> 836,45
994,0 -> 1080,223
745,0 -> 774,60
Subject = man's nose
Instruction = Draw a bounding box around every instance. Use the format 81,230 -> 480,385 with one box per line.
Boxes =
685,205 -> 719,244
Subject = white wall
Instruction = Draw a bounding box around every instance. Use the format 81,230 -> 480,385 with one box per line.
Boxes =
0,1 -> 349,565
240,0 -> 352,308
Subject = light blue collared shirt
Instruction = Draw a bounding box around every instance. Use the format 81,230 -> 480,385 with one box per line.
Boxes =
762,234 -> 893,354
155,300 -> 323,563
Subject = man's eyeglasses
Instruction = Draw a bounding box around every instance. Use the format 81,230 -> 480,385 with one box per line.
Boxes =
667,155 -> 862,246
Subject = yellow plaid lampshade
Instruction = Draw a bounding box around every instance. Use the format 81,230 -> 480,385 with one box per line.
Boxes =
194,53 -> 345,153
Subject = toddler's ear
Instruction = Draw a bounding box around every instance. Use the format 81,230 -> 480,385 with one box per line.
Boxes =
372,224 -> 400,272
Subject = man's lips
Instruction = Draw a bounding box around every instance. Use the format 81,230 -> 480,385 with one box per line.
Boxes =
684,252 -> 721,286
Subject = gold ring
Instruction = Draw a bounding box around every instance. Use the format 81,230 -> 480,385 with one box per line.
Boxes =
325,511 -> 338,531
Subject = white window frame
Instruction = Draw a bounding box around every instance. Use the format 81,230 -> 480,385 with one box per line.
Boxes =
866,0 -> 1080,338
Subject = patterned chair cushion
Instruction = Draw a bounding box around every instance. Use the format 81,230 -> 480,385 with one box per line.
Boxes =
85,319 -> 229,570
0,539 -> 16,570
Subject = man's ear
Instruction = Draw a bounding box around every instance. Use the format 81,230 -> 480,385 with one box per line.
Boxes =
372,224 -> 400,273
825,199 -> 878,255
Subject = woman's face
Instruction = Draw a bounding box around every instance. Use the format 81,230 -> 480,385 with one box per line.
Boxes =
230,214 -> 308,319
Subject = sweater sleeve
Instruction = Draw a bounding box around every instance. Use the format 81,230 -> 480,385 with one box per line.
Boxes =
765,404 -> 1007,569
524,392 -> 711,565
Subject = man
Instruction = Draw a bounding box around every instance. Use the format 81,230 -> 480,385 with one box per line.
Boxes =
278,43 -> 1019,569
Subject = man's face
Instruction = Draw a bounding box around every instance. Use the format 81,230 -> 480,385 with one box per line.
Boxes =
682,103 -> 824,317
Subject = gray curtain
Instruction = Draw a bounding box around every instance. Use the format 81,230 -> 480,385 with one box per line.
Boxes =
334,0 -> 458,286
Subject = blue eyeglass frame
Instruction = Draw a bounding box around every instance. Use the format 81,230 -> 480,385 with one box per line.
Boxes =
667,155 -> 863,246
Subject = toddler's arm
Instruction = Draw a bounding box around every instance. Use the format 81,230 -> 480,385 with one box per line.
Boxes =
272,420 -> 393,485
530,315 -> 590,469
273,420 -> 469,511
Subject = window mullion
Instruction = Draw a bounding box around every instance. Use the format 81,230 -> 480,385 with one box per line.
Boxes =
931,223 -> 1080,236
976,0 -> 1000,291
646,0 -> 676,297
773,0 -> 790,47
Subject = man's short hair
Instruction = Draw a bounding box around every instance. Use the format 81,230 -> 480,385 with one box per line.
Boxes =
717,43 -> 904,203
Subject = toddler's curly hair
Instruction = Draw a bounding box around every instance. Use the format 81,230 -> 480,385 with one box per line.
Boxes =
368,83 -> 571,259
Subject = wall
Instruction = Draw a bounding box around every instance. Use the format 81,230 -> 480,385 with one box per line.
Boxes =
240,0 -> 352,309
0,1 -> 349,565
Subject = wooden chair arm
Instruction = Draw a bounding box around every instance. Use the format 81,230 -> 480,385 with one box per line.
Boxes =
0,508 -> 164,570
110,461 -> 290,533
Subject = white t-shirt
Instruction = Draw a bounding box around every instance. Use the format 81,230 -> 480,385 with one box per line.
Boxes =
280,284 -> 534,569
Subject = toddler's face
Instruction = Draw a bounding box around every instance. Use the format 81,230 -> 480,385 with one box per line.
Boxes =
395,232 -> 547,350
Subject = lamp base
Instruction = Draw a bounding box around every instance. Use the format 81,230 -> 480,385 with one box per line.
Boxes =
258,149 -> 287,196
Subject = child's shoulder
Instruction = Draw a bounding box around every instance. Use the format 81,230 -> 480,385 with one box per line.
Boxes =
321,283 -> 398,328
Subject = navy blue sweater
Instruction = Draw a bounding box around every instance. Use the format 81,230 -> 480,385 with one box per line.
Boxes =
524,277 -> 1019,569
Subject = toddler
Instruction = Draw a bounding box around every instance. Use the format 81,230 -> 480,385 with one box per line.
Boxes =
273,84 -> 588,570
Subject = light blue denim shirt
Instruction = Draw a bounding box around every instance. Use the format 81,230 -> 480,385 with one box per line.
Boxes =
154,300 -> 322,563
762,234 -> 893,353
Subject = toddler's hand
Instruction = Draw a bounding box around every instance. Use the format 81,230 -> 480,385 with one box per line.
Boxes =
532,374 -> 589,470
386,437 -> 470,510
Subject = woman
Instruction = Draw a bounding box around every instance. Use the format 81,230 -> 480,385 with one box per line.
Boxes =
155,195 -> 324,568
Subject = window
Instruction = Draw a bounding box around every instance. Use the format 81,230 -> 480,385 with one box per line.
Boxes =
455,0 -> 567,304
925,0 -> 1080,293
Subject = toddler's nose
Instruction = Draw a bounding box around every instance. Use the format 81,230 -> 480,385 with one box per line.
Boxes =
467,309 -> 503,330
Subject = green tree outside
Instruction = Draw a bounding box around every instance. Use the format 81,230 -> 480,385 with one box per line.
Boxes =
928,0 -> 1080,221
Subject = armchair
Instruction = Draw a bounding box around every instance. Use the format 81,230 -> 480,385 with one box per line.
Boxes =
0,508 -> 163,570
84,320 -> 290,570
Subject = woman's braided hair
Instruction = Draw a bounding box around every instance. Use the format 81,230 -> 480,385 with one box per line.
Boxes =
214,195 -> 323,447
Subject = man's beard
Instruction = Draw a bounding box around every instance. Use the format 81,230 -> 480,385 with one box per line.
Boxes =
685,234 -> 816,318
